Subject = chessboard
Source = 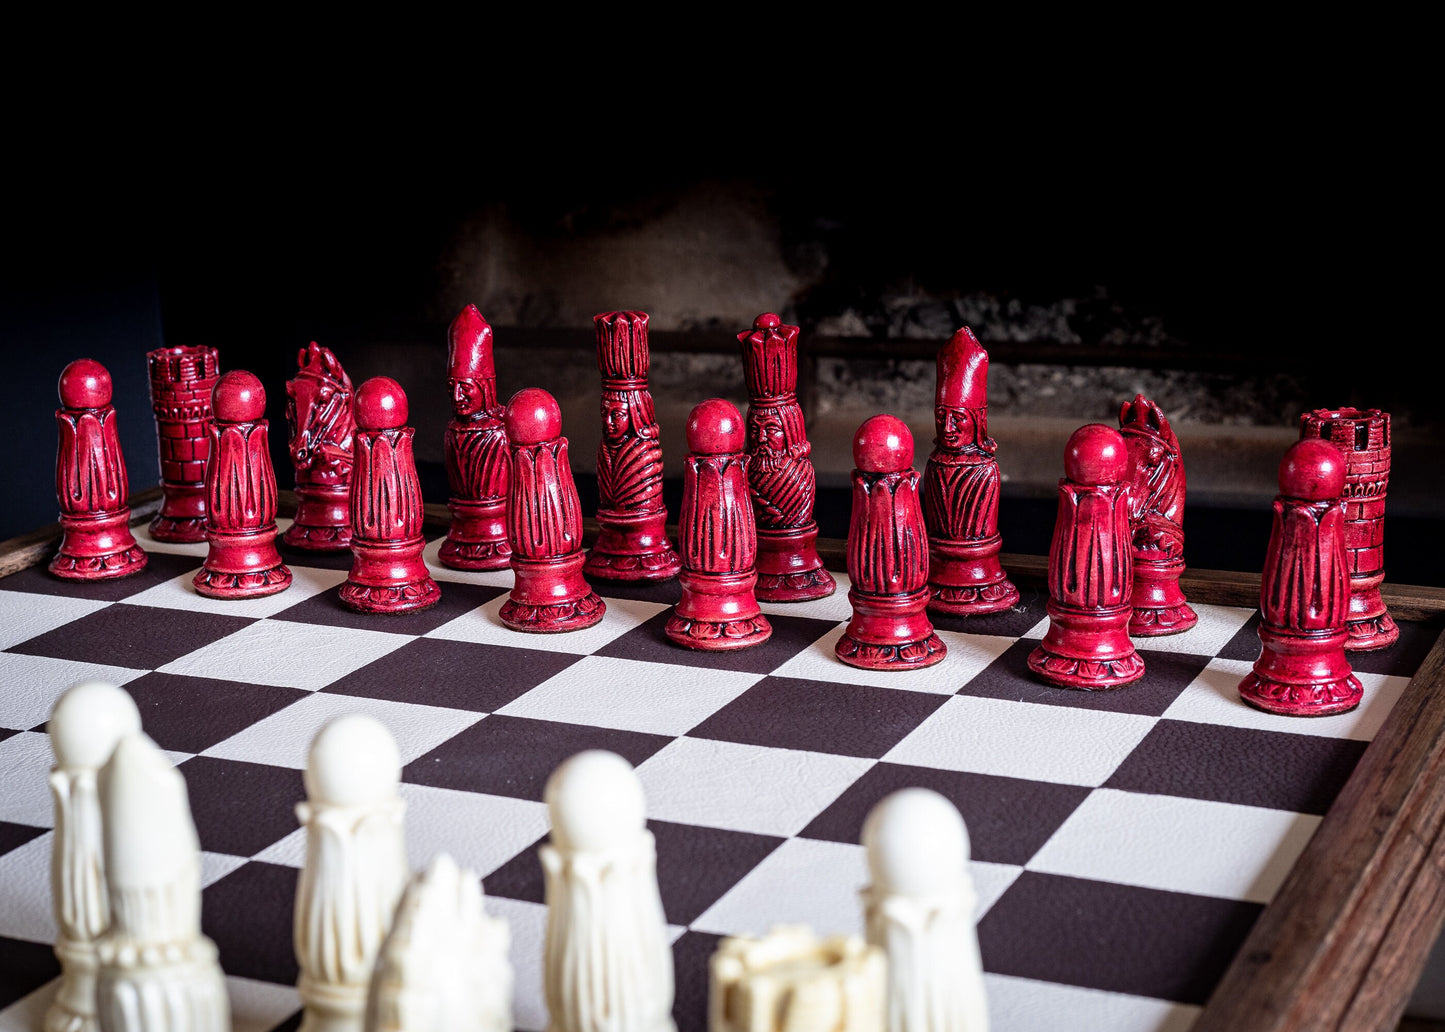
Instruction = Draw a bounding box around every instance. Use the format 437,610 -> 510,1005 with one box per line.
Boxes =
2,494 -> 1443,1032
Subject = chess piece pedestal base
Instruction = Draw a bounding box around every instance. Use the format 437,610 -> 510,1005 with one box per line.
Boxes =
439,497 -> 511,570
149,484 -> 208,543
297,975 -> 365,1032
283,484 -> 352,552
836,588 -> 946,670
755,524 -> 836,602
666,570 -> 772,650
1028,600 -> 1145,689
500,553 -> 604,632
1129,556 -> 1198,636
50,510 -> 148,581
194,528 -> 292,599
584,508 -> 681,581
926,533 -> 1019,616
340,539 -> 439,614
46,938 -> 98,1032
1346,569 -> 1400,652
1239,625 -> 1363,716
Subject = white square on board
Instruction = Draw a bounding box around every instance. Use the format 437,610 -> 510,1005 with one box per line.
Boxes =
983,973 -> 1200,1032
227,975 -> 301,1032
0,591 -> 111,651
0,833 -> 52,943
400,783 -> 550,880
1135,603 -> 1256,656
0,732 -> 59,827
123,564 -> 349,619
426,595 -> 669,656
771,625 -> 1015,696
691,837 -> 869,939
420,537 -> 514,587
0,653 -> 146,733
159,619 -> 414,691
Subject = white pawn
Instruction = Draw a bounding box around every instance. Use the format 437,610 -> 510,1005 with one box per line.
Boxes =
363,853 -> 513,1032
94,733 -> 229,1032
541,750 -> 675,1032
296,714 -> 410,1032
861,789 -> 988,1032
47,681 -> 141,1032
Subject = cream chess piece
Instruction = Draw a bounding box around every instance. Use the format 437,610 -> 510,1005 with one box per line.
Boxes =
709,926 -> 885,1032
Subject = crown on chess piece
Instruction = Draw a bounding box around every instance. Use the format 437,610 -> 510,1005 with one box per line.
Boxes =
738,313 -> 799,400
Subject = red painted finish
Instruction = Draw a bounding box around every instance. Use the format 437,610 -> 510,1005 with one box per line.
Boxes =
1238,439 -> 1363,716
739,313 -> 836,602
441,306 -> 511,571
500,387 -> 604,633
1027,424 -> 1145,689
146,345 -> 220,542
923,326 -> 1019,616
666,398 -> 772,650
50,360 -> 148,580
1299,408 -> 1398,652
1119,395 -> 1197,636
283,342 -> 355,552
585,312 -> 681,581
339,378 -> 439,614
836,415 -> 945,670
194,371 -> 291,599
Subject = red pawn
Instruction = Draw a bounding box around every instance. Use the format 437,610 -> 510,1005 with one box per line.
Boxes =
1027,424 -> 1145,689
665,399 -> 772,650
500,388 -> 605,632
339,378 -> 439,614
1238,439 -> 1363,716
51,360 -> 148,580
283,342 -> 355,552
835,415 -> 945,670
194,371 -> 292,599
441,306 -> 511,570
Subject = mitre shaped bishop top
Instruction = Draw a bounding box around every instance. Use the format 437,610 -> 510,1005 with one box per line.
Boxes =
594,310 -> 650,387
448,305 -> 497,382
738,313 -> 799,400
936,326 -> 990,410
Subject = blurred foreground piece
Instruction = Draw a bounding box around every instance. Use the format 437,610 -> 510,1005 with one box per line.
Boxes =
146,345 -> 219,542
837,415 -> 945,670
862,789 -> 988,1032
666,398 -> 772,650
1299,408 -> 1398,651
1119,395 -> 1196,636
542,751 -> 675,1032
501,388 -> 604,632
296,715 -> 410,1032
923,327 -> 1018,617
1239,439 -> 1363,716
284,342 -> 356,552
441,307 -> 511,571
709,926 -> 885,1032
585,311 -> 681,581
738,313 -> 835,602
1027,424 -> 1144,689
95,734 -> 228,1032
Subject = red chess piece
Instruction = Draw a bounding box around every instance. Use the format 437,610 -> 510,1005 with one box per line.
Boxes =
737,313 -> 836,602
1027,424 -> 1145,690
146,345 -> 220,542
500,388 -> 605,632
1299,408 -> 1398,652
835,415 -> 946,670
923,326 -> 1019,616
1119,395 -> 1198,635
440,306 -> 511,570
194,371 -> 292,599
282,342 -> 355,552
665,399 -> 773,650
1238,439 -> 1364,716
339,378 -> 440,614
584,311 -> 681,581
50,360 -> 148,580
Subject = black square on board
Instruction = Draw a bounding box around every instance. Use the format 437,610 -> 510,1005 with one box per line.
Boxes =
1349,617 -> 1443,676
673,931 -> 725,1032
202,860 -> 299,985
1218,612 -> 1264,662
269,580 -> 506,636
177,756 -> 306,858
124,673 -> 309,754
0,934 -> 60,1009
6,603 -> 256,669
929,586 -> 1050,639
0,821 -> 47,858
0,551 -> 201,602
595,611 -> 839,675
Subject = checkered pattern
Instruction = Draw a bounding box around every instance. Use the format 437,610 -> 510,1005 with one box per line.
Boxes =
0,519 -> 1436,1032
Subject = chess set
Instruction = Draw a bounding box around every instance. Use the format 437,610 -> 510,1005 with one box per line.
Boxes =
1,308 -> 1443,1032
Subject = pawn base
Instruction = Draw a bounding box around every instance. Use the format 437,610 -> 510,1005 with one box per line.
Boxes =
1028,600 -> 1144,690
283,484 -> 351,552
927,533 -> 1019,616
51,510 -> 149,581
584,507 -> 680,582
338,577 -> 441,614
439,538 -> 512,571
1239,671 -> 1364,716
148,515 -> 208,543
665,612 -> 773,650
50,544 -> 148,581
282,522 -> 352,551
756,525 -> 836,602
1239,624 -> 1363,715
194,564 -> 293,599
836,587 -> 947,670
499,593 -> 605,633
1130,601 -> 1199,637
197,528 -> 291,599
502,552 -> 606,632
440,497 -> 511,571
341,537 -> 439,614
1027,646 -> 1147,690
668,569 -> 770,651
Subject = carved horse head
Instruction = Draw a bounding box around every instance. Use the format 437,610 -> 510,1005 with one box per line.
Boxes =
285,342 -> 355,479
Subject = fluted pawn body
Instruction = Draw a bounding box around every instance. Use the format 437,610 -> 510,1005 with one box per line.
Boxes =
1119,394 -> 1196,636
441,306 -> 512,570
194,371 -> 292,599
1238,439 -> 1364,716
146,345 -> 219,543
284,342 -> 356,552
51,360 -> 148,580
836,415 -> 945,670
1027,424 -> 1145,689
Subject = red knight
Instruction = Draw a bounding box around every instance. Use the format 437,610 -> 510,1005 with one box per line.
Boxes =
283,342 -> 355,552
441,306 -> 511,570
1119,394 -> 1197,635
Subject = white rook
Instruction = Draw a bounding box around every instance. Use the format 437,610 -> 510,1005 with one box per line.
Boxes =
708,925 -> 885,1032
541,750 -> 675,1032
296,714 -> 409,1032
861,789 -> 988,1032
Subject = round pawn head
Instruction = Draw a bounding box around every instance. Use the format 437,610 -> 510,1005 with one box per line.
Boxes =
853,414 -> 914,473
1064,424 -> 1130,486
505,387 -> 563,445
1280,438 -> 1347,501
754,312 -> 782,330
356,376 -> 410,431
57,359 -> 113,409
213,370 -> 267,423
686,398 -> 745,455
50,680 -> 142,769
544,749 -> 646,853
862,787 -> 971,897
305,713 -> 402,807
